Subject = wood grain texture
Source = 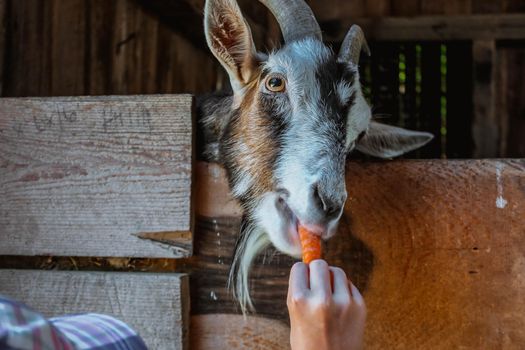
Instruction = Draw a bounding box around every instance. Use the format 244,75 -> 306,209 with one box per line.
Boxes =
1,1 -> 219,97
50,0 -> 86,95
87,0 -> 115,95
3,0 -> 52,96
323,14 -> 525,42
184,160 -> 525,349
191,314 -> 290,350
0,270 -> 190,350
0,95 -> 193,257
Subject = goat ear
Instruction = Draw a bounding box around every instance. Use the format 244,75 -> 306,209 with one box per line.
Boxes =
204,0 -> 257,91
356,121 -> 434,158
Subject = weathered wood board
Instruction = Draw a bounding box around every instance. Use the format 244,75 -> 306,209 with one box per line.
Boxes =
0,95 -> 193,257
186,160 -> 525,349
0,270 -> 190,350
191,314 -> 290,349
325,14 -> 525,42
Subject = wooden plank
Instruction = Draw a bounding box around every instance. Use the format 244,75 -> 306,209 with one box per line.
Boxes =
0,0 -> 6,95
444,0 -> 472,14
472,40 -> 499,157
0,95 -> 193,258
365,0 -> 391,17
420,0 -> 446,14
499,44 -> 525,157
88,0 -> 116,95
0,270 -> 189,350
472,0 -> 503,13
391,0 -> 420,16
182,160 -> 525,348
137,8 -> 160,94
111,0 -> 137,94
3,0 -> 52,96
323,14 -> 525,42
421,0 -> 470,15
50,0 -> 87,96
307,0 -> 365,22
191,314 -> 289,350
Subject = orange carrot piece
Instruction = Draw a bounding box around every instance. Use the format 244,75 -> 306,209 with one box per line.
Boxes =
298,225 -> 321,264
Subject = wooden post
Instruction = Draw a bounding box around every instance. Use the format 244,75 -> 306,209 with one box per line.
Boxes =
472,40 -> 499,157
497,43 -> 525,157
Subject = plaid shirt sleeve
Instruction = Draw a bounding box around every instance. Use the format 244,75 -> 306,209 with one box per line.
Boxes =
0,296 -> 148,350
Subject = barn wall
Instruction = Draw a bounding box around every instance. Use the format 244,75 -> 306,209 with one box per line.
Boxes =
0,0 -> 523,158
0,0 -> 221,97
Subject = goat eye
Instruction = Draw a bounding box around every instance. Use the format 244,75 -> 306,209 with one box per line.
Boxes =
265,75 -> 286,92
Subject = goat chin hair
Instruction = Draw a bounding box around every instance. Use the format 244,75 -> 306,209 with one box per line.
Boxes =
228,218 -> 271,315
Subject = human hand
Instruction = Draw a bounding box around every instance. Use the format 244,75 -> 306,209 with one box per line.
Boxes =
287,260 -> 366,350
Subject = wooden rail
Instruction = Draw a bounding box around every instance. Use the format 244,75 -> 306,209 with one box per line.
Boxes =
324,14 -> 525,41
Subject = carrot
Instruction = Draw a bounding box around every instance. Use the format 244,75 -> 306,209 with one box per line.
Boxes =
298,225 -> 322,264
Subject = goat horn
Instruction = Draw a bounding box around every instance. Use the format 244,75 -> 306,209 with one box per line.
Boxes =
258,0 -> 322,43
338,25 -> 370,65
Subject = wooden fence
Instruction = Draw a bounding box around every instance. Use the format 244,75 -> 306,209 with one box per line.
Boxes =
1,95 -> 524,349
0,95 -> 193,348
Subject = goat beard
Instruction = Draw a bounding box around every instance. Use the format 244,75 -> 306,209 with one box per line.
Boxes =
228,216 -> 271,315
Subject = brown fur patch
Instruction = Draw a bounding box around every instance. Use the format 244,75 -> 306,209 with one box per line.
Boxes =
232,75 -> 278,197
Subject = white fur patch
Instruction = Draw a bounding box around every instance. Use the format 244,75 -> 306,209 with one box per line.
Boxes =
228,223 -> 270,314
232,171 -> 253,197
253,193 -> 302,257
336,80 -> 354,106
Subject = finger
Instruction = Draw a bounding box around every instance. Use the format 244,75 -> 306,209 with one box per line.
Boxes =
329,267 -> 350,299
350,282 -> 366,308
308,259 -> 331,298
288,262 -> 309,293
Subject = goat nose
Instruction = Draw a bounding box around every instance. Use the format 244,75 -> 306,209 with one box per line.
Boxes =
313,183 -> 346,218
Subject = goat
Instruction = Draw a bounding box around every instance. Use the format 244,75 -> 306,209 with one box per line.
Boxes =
197,0 -> 433,313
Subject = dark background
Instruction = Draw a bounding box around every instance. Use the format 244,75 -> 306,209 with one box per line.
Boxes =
1,0 -> 524,158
